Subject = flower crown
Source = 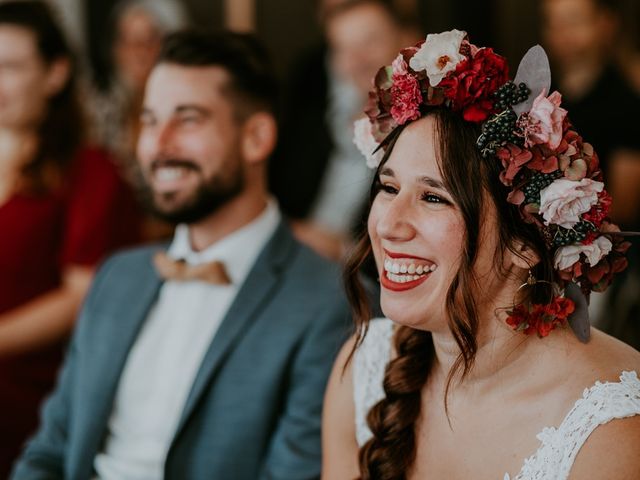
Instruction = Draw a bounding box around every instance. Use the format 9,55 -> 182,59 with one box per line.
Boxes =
354,30 -> 631,338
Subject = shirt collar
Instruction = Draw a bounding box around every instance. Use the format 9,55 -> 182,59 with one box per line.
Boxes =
167,199 -> 281,285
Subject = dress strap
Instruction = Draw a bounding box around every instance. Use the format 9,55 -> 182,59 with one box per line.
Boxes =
512,371 -> 640,480
353,318 -> 394,446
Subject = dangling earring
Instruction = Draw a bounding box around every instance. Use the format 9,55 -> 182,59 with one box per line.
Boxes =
506,269 -> 575,338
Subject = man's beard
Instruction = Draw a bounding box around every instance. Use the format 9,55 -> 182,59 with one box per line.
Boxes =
138,159 -> 245,225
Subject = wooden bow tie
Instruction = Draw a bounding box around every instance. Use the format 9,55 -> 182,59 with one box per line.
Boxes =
153,251 -> 232,285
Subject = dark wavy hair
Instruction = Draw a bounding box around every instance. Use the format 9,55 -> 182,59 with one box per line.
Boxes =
344,108 -> 555,479
0,0 -> 85,191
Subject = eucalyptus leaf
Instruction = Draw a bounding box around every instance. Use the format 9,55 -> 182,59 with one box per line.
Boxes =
513,45 -> 552,116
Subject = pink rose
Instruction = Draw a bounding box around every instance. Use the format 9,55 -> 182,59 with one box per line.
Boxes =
353,117 -> 384,169
539,178 -> 604,229
554,236 -> 612,271
390,72 -> 422,125
522,90 -> 568,149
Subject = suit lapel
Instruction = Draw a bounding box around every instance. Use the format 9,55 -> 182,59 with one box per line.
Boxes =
77,249 -> 163,466
172,222 -> 297,438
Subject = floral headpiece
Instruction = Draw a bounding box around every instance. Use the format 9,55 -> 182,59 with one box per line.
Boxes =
354,30 -> 632,339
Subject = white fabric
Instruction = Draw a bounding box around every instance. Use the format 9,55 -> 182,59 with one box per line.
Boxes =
352,318 -> 640,480
94,201 -> 280,480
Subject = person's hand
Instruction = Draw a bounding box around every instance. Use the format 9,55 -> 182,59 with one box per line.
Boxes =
0,129 -> 38,202
290,220 -> 348,261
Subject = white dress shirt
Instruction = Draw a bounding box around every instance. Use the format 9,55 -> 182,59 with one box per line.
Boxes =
93,201 -> 280,480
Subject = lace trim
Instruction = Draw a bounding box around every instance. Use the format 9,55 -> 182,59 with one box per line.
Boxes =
353,318 -> 394,446
507,370 -> 640,480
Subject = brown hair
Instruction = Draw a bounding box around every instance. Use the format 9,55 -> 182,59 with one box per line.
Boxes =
344,108 -> 554,479
0,1 -> 85,192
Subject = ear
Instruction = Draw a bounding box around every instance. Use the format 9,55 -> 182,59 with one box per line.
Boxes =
241,112 -> 277,165
508,238 -> 541,270
44,57 -> 70,97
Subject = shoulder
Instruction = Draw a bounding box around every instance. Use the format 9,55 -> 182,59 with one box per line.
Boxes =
568,374 -> 640,479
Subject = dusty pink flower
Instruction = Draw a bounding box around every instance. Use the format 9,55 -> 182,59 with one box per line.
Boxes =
391,53 -> 408,75
539,178 -> 604,228
353,117 -> 384,169
409,29 -> 466,86
497,144 -> 533,185
390,73 -> 422,125
522,90 -> 568,149
554,236 -> 612,270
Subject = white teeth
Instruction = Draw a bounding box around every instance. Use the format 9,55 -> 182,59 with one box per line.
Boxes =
156,167 -> 184,182
383,256 -> 438,283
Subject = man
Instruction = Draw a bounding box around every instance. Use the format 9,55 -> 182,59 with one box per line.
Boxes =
12,31 -> 350,479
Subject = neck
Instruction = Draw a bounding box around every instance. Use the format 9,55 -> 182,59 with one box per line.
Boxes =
427,273 -> 535,391
187,186 -> 269,252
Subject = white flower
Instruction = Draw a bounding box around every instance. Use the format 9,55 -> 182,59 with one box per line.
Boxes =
539,178 -> 604,229
353,117 -> 384,169
409,29 -> 466,87
554,236 -> 612,270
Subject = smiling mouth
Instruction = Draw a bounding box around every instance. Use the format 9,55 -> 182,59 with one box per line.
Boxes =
381,252 -> 437,292
150,160 -> 200,189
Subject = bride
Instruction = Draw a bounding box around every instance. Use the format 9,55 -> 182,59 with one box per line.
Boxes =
322,30 -> 640,479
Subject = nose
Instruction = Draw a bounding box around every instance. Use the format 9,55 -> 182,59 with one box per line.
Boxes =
140,119 -> 176,162
375,192 -> 416,243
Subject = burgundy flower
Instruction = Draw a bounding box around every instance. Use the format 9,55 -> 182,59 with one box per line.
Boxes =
439,47 -> 509,122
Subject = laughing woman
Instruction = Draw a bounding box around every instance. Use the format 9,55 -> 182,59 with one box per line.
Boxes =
322,31 -> 640,480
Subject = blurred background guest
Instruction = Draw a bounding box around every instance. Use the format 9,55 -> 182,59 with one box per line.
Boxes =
89,0 -> 188,241
0,1 -> 140,474
269,0 -> 420,260
541,0 -> 640,229
541,0 -> 640,347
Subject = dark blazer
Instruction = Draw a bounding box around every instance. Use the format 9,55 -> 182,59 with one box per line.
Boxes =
12,222 -> 351,480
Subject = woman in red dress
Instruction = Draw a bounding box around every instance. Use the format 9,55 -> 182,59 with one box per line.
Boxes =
0,2 -> 141,474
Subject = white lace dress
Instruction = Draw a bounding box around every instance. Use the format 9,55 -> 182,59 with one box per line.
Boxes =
353,318 -> 640,480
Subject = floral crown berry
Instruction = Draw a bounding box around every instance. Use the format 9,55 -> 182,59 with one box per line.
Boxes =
354,29 -> 633,339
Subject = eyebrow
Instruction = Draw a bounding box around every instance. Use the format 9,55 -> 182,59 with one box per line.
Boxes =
379,167 -> 447,190
140,105 -> 212,117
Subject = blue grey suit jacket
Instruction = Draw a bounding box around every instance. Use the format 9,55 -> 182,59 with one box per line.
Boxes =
12,222 -> 351,480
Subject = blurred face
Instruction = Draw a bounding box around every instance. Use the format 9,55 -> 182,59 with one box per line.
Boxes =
0,25 -> 57,130
114,8 -> 163,91
327,2 -> 401,93
368,117 -> 466,331
542,0 -> 614,65
137,63 -> 245,224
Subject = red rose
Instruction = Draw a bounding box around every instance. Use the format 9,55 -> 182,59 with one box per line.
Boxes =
439,47 -> 509,122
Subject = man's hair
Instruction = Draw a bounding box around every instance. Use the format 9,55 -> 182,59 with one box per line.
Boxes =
158,30 -> 278,118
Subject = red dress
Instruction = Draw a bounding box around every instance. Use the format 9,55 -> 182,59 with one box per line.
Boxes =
0,147 -> 141,475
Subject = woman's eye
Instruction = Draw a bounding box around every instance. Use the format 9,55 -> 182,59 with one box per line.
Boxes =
421,192 -> 446,204
380,184 -> 398,195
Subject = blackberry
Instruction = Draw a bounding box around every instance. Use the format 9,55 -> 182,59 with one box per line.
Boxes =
552,221 -> 598,247
477,109 -> 522,157
493,81 -> 531,110
522,170 -> 563,205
